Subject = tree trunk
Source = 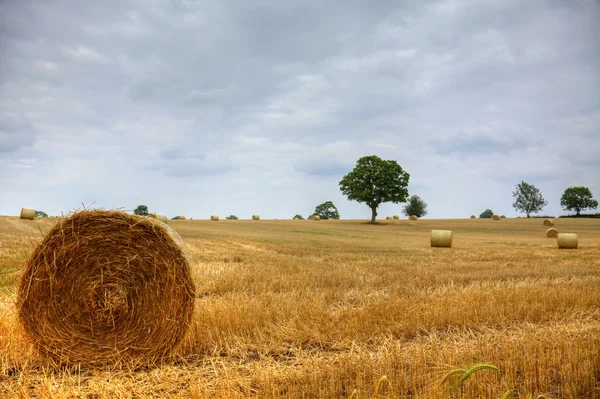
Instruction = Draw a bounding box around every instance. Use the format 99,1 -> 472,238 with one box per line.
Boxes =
527,213 -> 530,218
371,207 -> 377,224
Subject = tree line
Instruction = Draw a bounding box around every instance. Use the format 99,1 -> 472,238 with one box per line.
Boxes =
130,155 -> 597,222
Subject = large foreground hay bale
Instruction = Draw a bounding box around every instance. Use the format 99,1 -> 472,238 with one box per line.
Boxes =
492,214 -> 500,221
557,233 -> 578,249
17,210 -> 195,366
546,228 -> 558,238
409,215 -> 418,221
393,215 -> 399,220
470,215 -> 476,219
211,215 -> 219,221
20,208 -> 36,220
312,215 -> 321,221
431,230 -> 452,248
543,219 -> 554,226
252,215 -> 260,220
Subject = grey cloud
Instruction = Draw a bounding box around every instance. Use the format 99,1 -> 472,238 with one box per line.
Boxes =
293,161 -> 350,177
158,148 -> 234,177
0,115 -> 37,153
431,133 -> 530,155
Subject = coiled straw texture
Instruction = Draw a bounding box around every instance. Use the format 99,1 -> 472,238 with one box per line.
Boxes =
17,210 -> 195,366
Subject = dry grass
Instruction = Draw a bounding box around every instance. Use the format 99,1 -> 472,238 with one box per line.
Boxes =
1,216 -> 599,398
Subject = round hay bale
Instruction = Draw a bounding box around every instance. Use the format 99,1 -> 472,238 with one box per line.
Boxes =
175,216 -> 186,220
431,230 -> 452,248
546,228 -> 558,238
543,219 -> 554,226
312,215 -> 321,221
293,217 -> 299,220
20,208 -> 36,220
386,216 -> 392,220
252,215 -> 260,220
393,215 -> 399,220
17,210 -> 195,366
557,233 -> 578,249
470,215 -> 476,219
409,215 -> 418,221
492,214 -> 500,221
211,215 -> 219,221
148,213 -> 168,223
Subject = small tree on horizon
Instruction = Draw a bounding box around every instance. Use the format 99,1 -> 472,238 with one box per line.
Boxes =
512,181 -> 547,218
402,195 -> 428,218
35,210 -> 48,218
560,186 -> 598,216
339,155 -> 410,224
479,209 -> 494,218
225,215 -> 238,220
312,201 -> 340,220
293,214 -> 305,220
133,205 -> 149,216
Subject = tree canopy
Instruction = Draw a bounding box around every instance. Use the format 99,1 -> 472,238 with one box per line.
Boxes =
479,209 -> 494,219
339,155 -> 410,224
133,205 -> 149,216
35,211 -> 48,218
512,181 -> 547,217
560,186 -> 598,216
402,195 -> 428,218
312,201 -> 340,220
225,215 -> 238,220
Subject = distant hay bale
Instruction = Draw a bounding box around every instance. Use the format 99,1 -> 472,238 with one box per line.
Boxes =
543,219 -> 554,226
20,208 -> 36,220
175,216 -> 186,220
546,228 -> 558,238
293,217 -> 299,220
211,215 -> 219,221
252,215 -> 260,220
470,215 -> 476,219
312,215 -> 321,221
492,214 -> 500,220
393,215 -> 399,220
149,214 -> 168,223
431,230 -> 452,248
517,216 -> 522,219
409,215 -> 418,221
386,216 -> 392,220
17,210 -> 195,366
557,233 -> 578,249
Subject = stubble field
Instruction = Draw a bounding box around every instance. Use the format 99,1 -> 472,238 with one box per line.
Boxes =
1,216 -> 599,398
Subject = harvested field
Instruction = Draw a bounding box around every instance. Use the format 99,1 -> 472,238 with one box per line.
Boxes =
1,216 -> 599,398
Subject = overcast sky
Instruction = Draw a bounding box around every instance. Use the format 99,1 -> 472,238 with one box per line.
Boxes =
1,0 -> 599,219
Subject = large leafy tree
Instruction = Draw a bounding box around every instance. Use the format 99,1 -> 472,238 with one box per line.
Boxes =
339,155 -> 410,224
560,186 -> 598,216
402,195 -> 428,218
512,181 -> 547,218
479,209 -> 494,219
133,205 -> 149,216
312,201 -> 340,220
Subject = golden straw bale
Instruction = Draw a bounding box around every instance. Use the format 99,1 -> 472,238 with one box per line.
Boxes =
211,215 -> 219,221
557,233 -> 578,249
312,215 -> 321,220
431,230 -> 452,248
393,215 -> 399,220
148,214 -> 168,223
17,210 -> 195,366
492,214 -> 500,220
20,208 -> 36,220
546,228 -> 558,238
409,215 -> 418,221
470,215 -> 476,219
386,216 -> 392,220
252,215 -> 260,220
293,217 -> 299,220
543,219 -> 554,226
